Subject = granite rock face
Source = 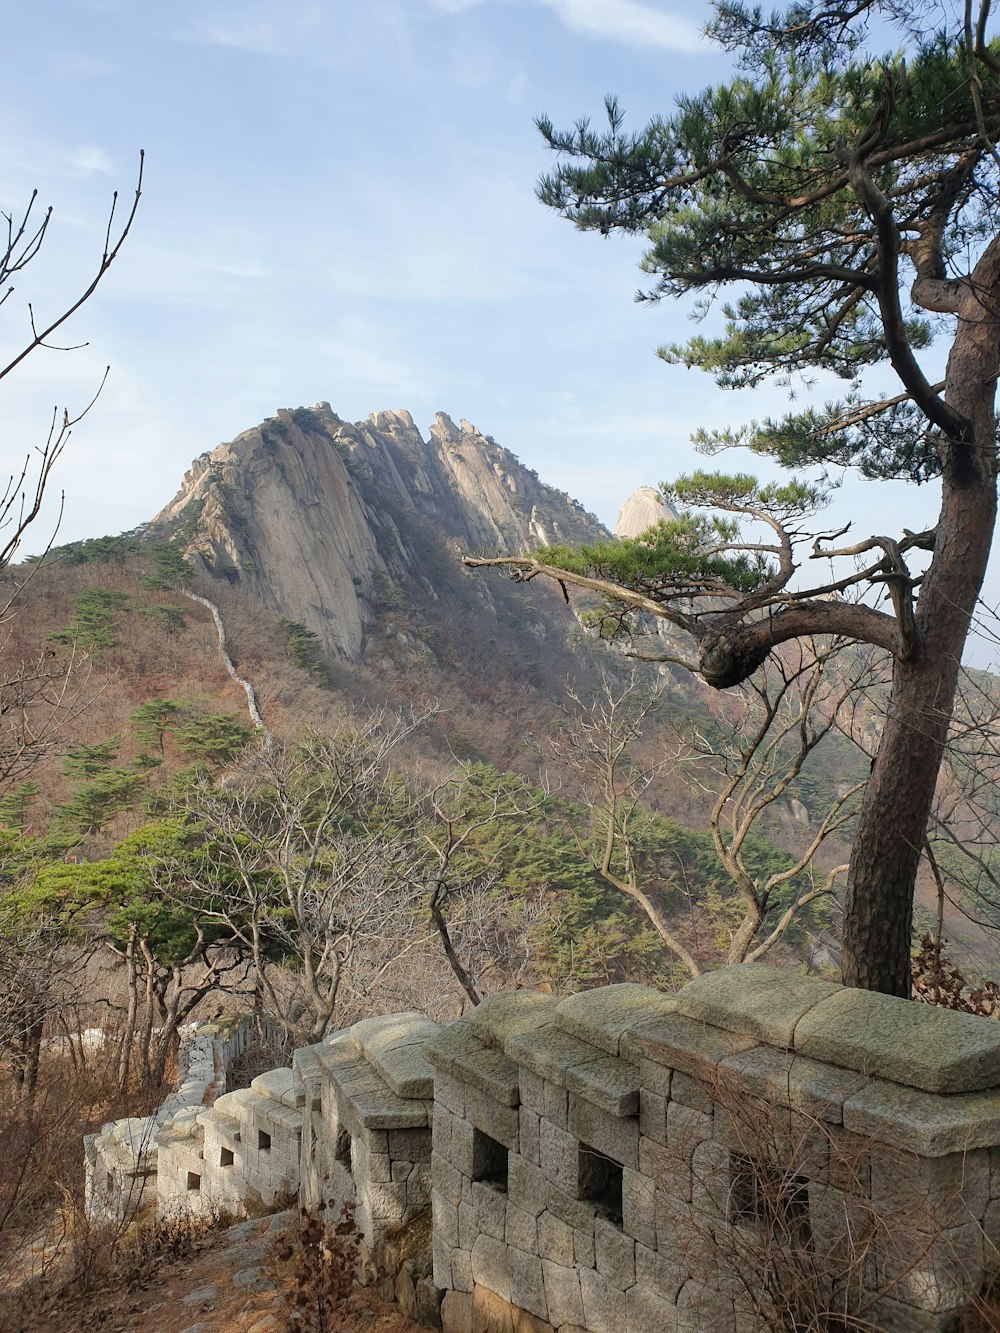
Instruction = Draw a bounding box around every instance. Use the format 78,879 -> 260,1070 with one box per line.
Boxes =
612,485 -> 678,539
151,405 -> 606,662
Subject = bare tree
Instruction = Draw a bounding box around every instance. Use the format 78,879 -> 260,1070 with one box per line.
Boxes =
549,674 -> 703,980
417,766 -> 550,1006
556,643 -> 877,979
0,643 -> 95,799
679,638 -> 876,966
0,156 -> 143,586
164,715 -> 432,1045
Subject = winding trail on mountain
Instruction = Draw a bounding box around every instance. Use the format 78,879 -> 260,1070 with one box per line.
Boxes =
183,590 -> 266,732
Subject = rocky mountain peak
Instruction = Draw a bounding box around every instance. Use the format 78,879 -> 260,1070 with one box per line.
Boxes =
613,485 -> 678,538
151,405 -> 607,663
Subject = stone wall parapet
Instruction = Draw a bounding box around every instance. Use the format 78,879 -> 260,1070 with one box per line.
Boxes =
84,969 -> 1000,1331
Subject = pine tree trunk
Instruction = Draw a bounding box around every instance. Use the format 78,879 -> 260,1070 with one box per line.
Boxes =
841,257 -> 1000,995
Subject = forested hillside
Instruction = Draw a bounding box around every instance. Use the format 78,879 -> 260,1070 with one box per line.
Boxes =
3,404 -> 1000,1324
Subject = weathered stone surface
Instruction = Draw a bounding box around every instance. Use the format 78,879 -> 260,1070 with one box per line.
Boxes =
442,1289 -> 473,1333
472,1234 -> 512,1302
564,1055 -> 640,1118
469,993 -> 558,1050
639,1056 -> 671,1099
543,1080 -> 568,1129
676,1278 -> 735,1333
436,1071 -> 468,1117
250,1068 -> 297,1108
427,1021 -> 483,1078
519,1106 -> 540,1166
505,1024 -> 605,1089
471,1281 -> 516,1333
350,1010 -> 437,1057
673,964 -> 840,1048
843,1080 -> 1000,1155
433,1151 -> 465,1205
537,1210 -> 574,1265
569,1094 -> 639,1170
594,1214 -> 636,1289
519,1068 -> 544,1114
556,984 -> 677,1057
343,1070 -> 429,1130
509,1245 -> 548,1321
542,1260 -> 585,1327
623,1013 -> 757,1083
669,1071 -> 714,1114
546,1179 -> 597,1234
371,1039 -> 436,1101
456,1045 -> 520,1109
717,1045 -> 868,1124
466,1085 -> 519,1150
713,1099 -> 829,1180
539,1119 -> 579,1196
505,1200 -> 539,1252
635,1241 -> 688,1301
626,1281 -> 678,1333
453,1246 -> 474,1293
639,1089 -> 668,1147
865,1295 -> 967,1333
509,1153 -> 547,1218
579,1267 -> 627,1332
878,1219 -> 985,1313
434,1229 -> 455,1290
870,1145 -> 990,1232
473,1180 -> 508,1241
621,1167 -> 655,1248
794,986 -> 1000,1093
445,1115 -> 474,1177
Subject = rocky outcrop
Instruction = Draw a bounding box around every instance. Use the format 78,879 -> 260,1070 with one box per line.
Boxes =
152,405 -> 605,661
612,484 -> 678,539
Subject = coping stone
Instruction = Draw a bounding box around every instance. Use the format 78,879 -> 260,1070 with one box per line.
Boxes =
621,1012 -> 757,1082
505,1023 -> 607,1087
453,1044 -> 520,1108
334,1059 -> 430,1131
349,1011 -> 439,1093
793,987 -> 1000,1094
843,1079 -> 1000,1156
425,1020 -> 484,1077
369,1040 -> 435,1101
555,984 -> 678,1056
673,964 -> 841,1048
346,1013 -> 440,1099
251,1068 -> 298,1108
469,992 -> 558,1050
563,1053 -> 640,1117
716,1045 -> 869,1124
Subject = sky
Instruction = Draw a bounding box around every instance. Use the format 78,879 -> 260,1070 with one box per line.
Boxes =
1,0 -> 988,654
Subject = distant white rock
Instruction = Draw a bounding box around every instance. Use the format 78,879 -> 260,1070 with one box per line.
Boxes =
613,485 -> 678,539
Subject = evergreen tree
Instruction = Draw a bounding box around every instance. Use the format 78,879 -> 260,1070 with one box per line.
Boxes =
50,588 -> 129,654
471,2 -> 1000,994
130,699 -> 183,755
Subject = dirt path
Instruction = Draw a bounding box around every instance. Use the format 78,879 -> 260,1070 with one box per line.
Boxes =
2,1214 -> 425,1333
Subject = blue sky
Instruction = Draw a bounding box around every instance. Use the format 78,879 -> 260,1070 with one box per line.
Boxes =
1,0 -> 974,646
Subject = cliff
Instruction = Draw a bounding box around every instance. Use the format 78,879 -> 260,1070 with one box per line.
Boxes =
152,405 -> 606,661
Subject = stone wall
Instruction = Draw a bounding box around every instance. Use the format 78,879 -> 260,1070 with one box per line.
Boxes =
85,970 -> 1000,1331
84,1016 -> 254,1224
427,969 -> 1000,1333
153,1009 -> 441,1320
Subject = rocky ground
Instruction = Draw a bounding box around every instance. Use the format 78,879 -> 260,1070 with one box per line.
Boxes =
1,1214 -> 426,1333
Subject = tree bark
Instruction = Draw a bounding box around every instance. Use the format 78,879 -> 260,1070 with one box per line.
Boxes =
841,246 -> 1000,994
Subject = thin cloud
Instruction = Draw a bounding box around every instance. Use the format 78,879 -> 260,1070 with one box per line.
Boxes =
68,145 -> 116,177
427,0 -> 705,51
544,0 -> 704,50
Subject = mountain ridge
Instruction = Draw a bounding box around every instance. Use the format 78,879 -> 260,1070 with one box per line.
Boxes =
151,404 -> 608,662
